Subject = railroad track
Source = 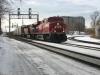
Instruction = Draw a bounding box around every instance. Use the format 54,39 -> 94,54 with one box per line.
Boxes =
62,43 -> 100,51
68,36 -> 100,45
11,36 -> 100,67
67,36 -> 100,46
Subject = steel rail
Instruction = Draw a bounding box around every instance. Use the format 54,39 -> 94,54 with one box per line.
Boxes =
73,38 -> 100,45
62,43 -> 100,51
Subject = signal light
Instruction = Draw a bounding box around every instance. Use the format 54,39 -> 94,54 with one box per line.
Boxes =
17,8 -> 20,19
29,8 -> 32,19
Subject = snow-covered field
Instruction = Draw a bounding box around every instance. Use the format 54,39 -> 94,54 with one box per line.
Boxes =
0,35 -> 100,75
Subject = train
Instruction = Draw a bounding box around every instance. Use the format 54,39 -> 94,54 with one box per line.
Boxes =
13,16 -> 67,43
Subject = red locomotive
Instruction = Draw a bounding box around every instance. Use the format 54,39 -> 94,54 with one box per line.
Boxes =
14,16 -> 67,42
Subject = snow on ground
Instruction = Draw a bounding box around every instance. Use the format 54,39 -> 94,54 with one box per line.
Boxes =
74,35 -> 100,43
33,40 -> 100,57
66,34 -> 100,48
0,36 -> 100,75
0,36 -> 41,75
65,40 -> 100,48
67,34 -> 87,38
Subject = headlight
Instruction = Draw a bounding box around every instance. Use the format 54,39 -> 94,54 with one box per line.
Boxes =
54,30 -> 56,32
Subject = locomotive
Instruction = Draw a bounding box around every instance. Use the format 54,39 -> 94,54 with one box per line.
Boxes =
13,16 -> 67,43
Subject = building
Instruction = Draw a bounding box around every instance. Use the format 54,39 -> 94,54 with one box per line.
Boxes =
62,16 -> 85,34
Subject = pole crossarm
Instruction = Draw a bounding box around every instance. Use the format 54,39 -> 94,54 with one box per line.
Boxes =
9,14 -> 39,19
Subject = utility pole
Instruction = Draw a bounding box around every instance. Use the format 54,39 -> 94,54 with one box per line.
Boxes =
5,26 -> 7,33
22,16 -> 24,26
0,18 -> 1,34
9,13 -> 11,33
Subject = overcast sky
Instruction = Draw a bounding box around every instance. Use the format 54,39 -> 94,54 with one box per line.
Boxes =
5,0 -> 100,29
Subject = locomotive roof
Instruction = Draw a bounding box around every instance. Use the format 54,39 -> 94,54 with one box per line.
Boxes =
48,16 -> 63,21
48,16 -> 63,19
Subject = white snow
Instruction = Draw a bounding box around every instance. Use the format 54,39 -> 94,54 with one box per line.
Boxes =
32,40 -> 100,58
29,57 -> 59,75
65,40 -> 100,48
66,34 -> 100,48
0,35 -> 100,75
67,34 -> 88,38
74,36 -> 100,43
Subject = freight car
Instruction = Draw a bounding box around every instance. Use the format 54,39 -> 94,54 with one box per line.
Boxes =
13,16 -> 67,43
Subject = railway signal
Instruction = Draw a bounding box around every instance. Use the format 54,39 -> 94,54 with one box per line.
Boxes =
29,8 -> 32,19
9,8 -> 39,33
17,8 -> 20,19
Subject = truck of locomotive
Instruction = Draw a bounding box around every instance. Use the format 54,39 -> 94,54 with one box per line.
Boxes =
14,17 -> 67,43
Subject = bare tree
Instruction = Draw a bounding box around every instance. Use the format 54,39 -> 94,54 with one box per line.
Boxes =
90,11 -> 100,38
0,0 -> 9,34
90,11 -> 100,28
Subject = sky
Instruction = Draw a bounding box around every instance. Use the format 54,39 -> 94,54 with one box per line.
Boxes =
2,0 -> 100,31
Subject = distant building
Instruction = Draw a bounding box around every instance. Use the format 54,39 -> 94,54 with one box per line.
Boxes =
62,16 -> 85,34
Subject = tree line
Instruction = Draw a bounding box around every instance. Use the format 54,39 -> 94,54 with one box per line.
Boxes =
0,0 -> 21,34
91,11 -> 100,28
0,0 -> 9,34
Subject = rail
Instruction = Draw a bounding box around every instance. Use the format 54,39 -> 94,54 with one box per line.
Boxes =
62,43 -> 100,51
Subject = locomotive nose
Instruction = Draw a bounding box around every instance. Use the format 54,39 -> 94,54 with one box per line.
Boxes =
55,23 -> 61,28
54,22 -> 63,32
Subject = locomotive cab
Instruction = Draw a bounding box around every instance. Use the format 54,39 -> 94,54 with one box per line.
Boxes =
48,17 -> 65,33
47,17 -> 67,42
